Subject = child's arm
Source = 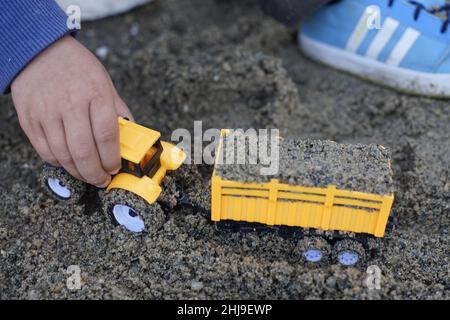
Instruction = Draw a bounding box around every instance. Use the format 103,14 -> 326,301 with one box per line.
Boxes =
1,1 -> 132,187
258,0 -> 330,26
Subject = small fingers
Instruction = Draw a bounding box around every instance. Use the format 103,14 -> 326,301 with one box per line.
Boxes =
62,104 -> 111,187
90,98 -> 121,175
42,117 -> 84,181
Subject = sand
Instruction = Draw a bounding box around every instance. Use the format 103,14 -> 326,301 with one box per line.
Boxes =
216,136 -> 394,195
0,0 -> 448,299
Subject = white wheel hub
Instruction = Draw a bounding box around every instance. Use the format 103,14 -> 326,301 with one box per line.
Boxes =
47,178 -> 71,199
112,204 -> 145,233
338,250 -> 359,266
303,249 -> 323,263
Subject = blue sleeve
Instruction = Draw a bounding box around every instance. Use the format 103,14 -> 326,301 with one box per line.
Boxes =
0,0 -> 77,94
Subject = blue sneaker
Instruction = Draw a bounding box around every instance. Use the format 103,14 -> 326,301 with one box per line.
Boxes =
299,0 -> 450,97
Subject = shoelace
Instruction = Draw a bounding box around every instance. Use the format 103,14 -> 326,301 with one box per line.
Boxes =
388,0 -> 450,33
430,3 -> 450,32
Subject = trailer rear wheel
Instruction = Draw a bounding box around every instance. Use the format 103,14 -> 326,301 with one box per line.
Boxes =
40,164 -> 86,204
333,239 -> 366,267
103,188 -> 165,234
297,237 -> 331,265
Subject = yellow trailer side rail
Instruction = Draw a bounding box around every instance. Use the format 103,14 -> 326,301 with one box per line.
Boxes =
211,175 -> 394,237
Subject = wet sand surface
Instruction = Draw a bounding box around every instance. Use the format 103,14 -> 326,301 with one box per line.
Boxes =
0,0 -> 448,299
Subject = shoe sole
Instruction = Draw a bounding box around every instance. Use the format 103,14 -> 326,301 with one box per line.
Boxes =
299,33 -> 450,98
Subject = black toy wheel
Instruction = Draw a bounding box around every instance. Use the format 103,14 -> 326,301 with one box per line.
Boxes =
215,221 -> 237,233
333,239 -> 366,267
102,189 -> 165,234
296,236 -> 331,265
40,164 -> 86,203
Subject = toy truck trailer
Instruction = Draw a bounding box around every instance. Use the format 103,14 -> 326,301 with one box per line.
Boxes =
211,130 -> 394,267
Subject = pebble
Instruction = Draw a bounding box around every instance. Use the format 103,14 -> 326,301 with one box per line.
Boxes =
95,46 -> 109,60
190,280 -> 204,291
31,239 -> 43,249
222,62 -> 231,72
130,23 -> 140,36
326,276 -> 337,288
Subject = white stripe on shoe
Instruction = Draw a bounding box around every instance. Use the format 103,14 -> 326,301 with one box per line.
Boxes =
365,17 -> 400,60
346,6 -> 375,52
386,28 -> 421,66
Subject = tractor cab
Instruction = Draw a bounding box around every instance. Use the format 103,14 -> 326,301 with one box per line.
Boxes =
118,117 -> 163,179
106,117 -> 186,206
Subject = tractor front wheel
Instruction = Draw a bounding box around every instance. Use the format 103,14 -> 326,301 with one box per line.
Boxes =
102,189 -> 165,234
40,164 -> 86,204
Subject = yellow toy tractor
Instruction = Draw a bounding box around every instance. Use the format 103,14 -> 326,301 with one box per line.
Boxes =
40,117 -> 186,233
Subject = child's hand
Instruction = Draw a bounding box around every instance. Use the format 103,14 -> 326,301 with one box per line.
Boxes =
11,36 -> 133,187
